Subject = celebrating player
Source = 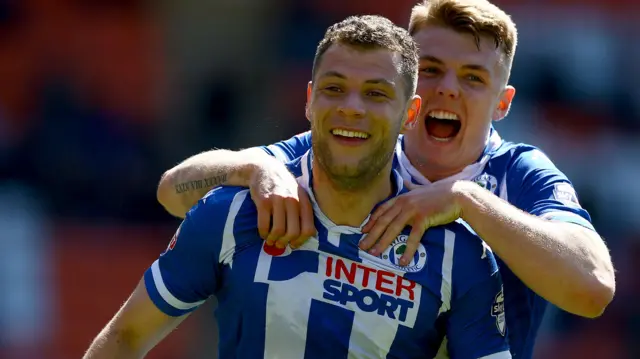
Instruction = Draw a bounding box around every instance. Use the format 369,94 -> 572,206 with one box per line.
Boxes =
84,15 -> 511,359
155,1 -> 616,358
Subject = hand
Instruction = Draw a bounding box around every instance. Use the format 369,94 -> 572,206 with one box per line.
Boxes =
360,180 -> 466,266
250,159 -> 316,249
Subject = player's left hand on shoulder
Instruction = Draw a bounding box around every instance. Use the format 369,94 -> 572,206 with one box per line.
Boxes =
360,180 -> 463,266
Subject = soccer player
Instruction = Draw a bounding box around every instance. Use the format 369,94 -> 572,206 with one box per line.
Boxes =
155,1 -> 616,358
84,15 -> 511,359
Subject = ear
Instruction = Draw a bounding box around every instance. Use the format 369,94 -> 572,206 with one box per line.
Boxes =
492,85 -> 516,122
305,81 -> 313,121
402,95 -> 422,132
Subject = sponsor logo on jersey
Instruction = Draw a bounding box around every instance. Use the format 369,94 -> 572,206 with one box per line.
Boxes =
322,256 -> 417,324
380,235 -> 427,272
473,173 -> 498,193
553,183 -> 580,207
491,286 -> 506,336
262,242 -> 292,257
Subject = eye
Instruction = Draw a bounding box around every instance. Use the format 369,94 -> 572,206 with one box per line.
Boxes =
323,85 -> 343,93
367,90 -> 387,97
466,74 -> 484,83
420,67 -> 440,75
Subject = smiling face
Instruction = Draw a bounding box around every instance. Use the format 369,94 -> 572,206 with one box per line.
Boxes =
307,43 -> 420,190
402,24 -> 515,179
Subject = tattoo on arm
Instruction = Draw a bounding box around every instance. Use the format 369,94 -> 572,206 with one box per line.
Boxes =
174,173 -> 228,194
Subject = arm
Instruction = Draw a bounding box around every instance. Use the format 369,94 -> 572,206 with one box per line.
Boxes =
157,148 -> 269,218
85,191 -> 228,357
157,131 -> 312,218
83,280 -> 189,359
454,151 -> 615,318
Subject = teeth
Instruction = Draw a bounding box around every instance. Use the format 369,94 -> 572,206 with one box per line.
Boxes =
428,110 -> 458,121
430,135 -> 454,142
331,129 -> 370,139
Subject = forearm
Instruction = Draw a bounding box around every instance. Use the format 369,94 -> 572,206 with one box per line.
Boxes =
454,181 -> 614,318
84,327 -> 142,359
157,148 -> 270,218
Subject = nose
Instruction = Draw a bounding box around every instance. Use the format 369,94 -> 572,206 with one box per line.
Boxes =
337,92 -> 365,118
436,70 -> 460,99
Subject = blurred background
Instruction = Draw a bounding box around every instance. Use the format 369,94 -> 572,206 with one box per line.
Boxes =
0,0 -> 637,358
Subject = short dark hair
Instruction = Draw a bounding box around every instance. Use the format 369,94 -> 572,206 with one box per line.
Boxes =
312,15 -> 419,97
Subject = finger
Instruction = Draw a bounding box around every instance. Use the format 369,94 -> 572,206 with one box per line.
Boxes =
266,197 -> 285,245
370,209 -> 414,256
257,201 -> 272,240
360,204 -> 402,251
372,198 -> 397,221
400,222 -> 427,266
276,199 -> 300,249
403,179 -> 420,191
363,198 -> 398,233
292,188 -> 316,249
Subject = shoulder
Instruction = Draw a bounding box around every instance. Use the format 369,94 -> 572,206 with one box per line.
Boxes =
492,141 -> 562,176
195,186 -> 253,217
186,186 -> 257,243
285,155 -> 305,178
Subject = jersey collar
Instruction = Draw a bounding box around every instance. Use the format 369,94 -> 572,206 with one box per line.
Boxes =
298,150 -> 404,234
396,128 -> 503,186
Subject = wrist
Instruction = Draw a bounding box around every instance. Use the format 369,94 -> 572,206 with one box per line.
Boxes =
451,180 -> 480,219
246,156 -> 289,183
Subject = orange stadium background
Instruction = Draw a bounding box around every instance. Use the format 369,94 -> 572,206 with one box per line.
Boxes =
0,0 -> 638,358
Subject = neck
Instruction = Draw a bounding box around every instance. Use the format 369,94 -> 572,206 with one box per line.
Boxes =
409,159 -> 467,182
404,133 -> 489,182
312,162 -> 394,228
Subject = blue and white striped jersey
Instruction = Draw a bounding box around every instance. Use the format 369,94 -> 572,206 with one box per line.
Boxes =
144,150 -> 511,359
261,129 -> 595,359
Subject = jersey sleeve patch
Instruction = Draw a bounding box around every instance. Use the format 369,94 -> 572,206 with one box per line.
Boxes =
491,286 -> 506,337
552,182 -> 580,207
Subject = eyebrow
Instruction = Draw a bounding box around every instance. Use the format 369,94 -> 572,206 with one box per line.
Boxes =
420,55 -> 490,74
319,71 -> 396,87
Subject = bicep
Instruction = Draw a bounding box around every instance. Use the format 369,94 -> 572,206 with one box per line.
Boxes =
106,279 -> 190,355
446,274 -> 511,359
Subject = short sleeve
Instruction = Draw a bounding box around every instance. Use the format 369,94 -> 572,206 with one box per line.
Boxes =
507,148 -> 594,230
143,187 -> 248,316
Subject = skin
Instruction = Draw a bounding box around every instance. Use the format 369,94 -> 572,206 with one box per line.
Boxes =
155,25 -> 615,318
84,41 -> 421,358
360,25 -> 614,318
307,43 -> 420,226
400,24 -> 515,182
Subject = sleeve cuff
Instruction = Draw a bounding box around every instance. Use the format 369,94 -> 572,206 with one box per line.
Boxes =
143,260 -> 205,317
539,211 -> 595,231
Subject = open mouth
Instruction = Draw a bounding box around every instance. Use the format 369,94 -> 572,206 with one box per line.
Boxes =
425,110 -> 461,142
330,128 -> 371,143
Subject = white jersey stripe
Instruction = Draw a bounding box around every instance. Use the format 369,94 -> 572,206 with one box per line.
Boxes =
151,260 -> 204,310
219,189 -> 249,267
438,229 -> 455,313
479,350 -> 512,358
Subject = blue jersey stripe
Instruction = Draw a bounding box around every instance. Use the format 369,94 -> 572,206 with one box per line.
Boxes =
304,300 -> 353,359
